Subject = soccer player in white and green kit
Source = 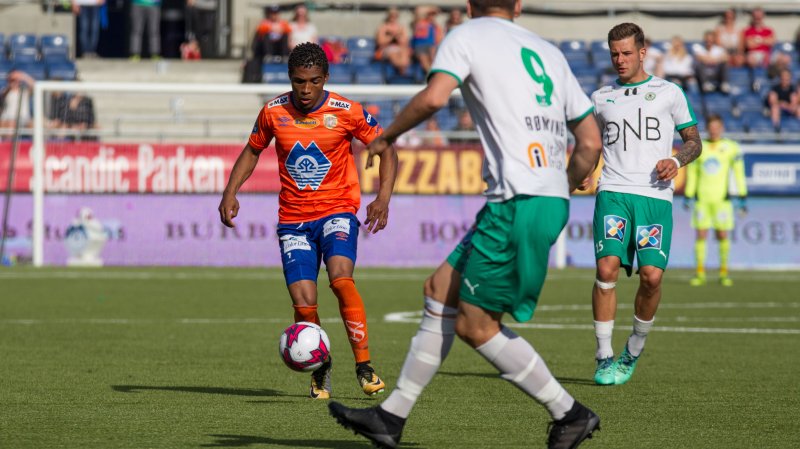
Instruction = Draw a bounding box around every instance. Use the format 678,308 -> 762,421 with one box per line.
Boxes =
328,1 -> 604,448
590,23 -> 703,386
684,114 -> 747,287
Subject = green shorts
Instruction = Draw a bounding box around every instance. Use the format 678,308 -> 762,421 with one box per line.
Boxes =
446,195 -> 568,322
692,200 -> 734,231
593,191 -> 673,276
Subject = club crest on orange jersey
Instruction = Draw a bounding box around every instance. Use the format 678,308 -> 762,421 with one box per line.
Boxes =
324,114 -> 338,129
294,118 -> 319,129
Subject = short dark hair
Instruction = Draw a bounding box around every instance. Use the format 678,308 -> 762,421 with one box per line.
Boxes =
288,42 -> 329,75
706,113 -> 723,125
608,23 -> 646,49
468,0 -> 515,15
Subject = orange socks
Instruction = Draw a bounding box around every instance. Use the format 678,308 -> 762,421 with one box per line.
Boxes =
293,304 -> 320,325
330,277 -> 370,364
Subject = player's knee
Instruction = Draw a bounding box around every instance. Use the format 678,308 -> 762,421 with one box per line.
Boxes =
596,263 -> 619,283
423,275 -> 437,298
454,316 -> 492,348
639,267 -> 663,292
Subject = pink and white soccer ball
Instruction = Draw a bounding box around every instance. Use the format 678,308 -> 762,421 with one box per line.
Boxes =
278,321 -> 331,372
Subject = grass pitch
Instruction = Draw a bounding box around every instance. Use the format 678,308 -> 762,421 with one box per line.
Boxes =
1,267 -> 798,448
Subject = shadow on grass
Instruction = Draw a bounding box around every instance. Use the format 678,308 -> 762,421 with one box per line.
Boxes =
201,434 -> 397,448
554,377 -> 599,386
111,385 -> 290,397
438,370 -> 498,379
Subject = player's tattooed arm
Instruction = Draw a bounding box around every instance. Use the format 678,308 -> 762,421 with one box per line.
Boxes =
676,125 -> 703,167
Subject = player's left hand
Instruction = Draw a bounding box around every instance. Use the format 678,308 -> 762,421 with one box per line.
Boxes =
656,158 -> 679,181
365,197 -> 389,234
365,136 -> 391,169
735,196 -> 748,217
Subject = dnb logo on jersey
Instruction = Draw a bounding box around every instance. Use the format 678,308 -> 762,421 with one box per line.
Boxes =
604,215 -> 626,242
285,141 -> 331,190
636,224 -> 663,250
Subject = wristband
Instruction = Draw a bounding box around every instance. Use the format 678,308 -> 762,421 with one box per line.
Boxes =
670,156 -> 681,168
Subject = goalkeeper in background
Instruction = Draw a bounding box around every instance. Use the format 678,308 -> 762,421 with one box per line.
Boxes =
684,114 -> 747,287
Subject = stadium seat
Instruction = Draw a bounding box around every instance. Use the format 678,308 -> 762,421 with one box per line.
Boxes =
589,40 -> 609,53
327,64 -> 353,84
8,33 -> 36,52
261,63 -> 288,84
746,116 -> 777,133
591,50 -> 612,71
559,40 -> 587,53
347,36 -> 375,66
703,93 -> 734,116
41,35 -> 70,62
12,62 -> 46,80
354,63 -> 384,84
734,93 -> 765,116
779,118 -> 800,133
0,61 -> 11,79
435,108 -> 457,131
563,49 -> 591,68
726,67 -> 752,95
724,117 -> 744,133
46,60 -> 77,80
11,48 -> 38,63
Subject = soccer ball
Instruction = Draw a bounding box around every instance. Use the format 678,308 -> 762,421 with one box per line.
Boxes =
278,322 -> 331,372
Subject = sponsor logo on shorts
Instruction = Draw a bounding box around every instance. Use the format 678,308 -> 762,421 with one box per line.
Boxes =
280,235 -> 311,253
268,95 -> 289,108
328,98 -> 351,110
323,113 -> 338,129
323,217 -> 351,237
636,224 -> 663,250
294,118 -> 319,129
604,215 -> 626,242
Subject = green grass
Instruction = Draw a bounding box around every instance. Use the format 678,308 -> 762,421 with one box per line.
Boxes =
1,267 -> 799,448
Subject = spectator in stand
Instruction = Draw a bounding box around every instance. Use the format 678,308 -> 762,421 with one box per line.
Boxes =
73,0 -> 105,58
289,5 -> 318,50
445,8 -> 464,34
321,37 -> 348,65
374,7 -> 411,76
180,38 -> 202,60
186,0 -> 217,58
743,7 -> 775,68
421,117 -> 448,147
130,0 -> 162,61
411,6 -> 442,74
643,38 -> 664,78
450,109 -> 475,144
715,8 -> 745,67
252,5 -> 292,62
663,36 -> 695,91
767,51 -> 793,81
64,93 -> 96,140
0,71 -> 35,130
766,69 -> 799,129
695,30 -> 730,94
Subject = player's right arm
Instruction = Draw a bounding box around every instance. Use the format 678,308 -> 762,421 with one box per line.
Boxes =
219,144 -> 261,228
219,107 -> 274,228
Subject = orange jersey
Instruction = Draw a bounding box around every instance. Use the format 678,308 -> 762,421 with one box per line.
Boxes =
248,91 -> 383,223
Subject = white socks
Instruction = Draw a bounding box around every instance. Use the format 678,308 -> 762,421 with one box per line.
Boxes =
594,320 -> 614,360
380,297 -> 457,419
626,315 -> 654,357
476,326 -> 574,420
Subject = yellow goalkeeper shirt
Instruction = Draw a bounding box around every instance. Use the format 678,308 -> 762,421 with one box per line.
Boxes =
685,137 -> 747,202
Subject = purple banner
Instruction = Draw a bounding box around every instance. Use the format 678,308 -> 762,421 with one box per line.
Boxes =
2,195 -> 799,268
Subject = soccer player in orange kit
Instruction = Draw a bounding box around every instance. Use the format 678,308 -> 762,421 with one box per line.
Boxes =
218,43 -> 398,399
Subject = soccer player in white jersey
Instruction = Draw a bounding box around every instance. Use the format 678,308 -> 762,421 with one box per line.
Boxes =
328,1 -> 603,448
589,23 -> 702,386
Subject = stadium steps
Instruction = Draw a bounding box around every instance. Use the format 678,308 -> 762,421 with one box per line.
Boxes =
73,60 -> 268,142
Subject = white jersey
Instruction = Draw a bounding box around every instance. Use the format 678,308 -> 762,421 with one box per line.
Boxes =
592,75 -> 696,202
430,17 -> 593,201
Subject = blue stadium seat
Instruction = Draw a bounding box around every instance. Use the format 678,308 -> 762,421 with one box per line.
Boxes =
46,60 -> 77,80
745,115 -> 777,133
9,33 -> 36,51
261,63 -> 288,84
734,93 -> 765,115
12,62 -> 46,80
11,48 -> 38,63
327,64 -> 353,84
354,63 -> 384,84
435,108 -> 457,131
589,40 -> 608,53
724,117 -> 745,133
563,49 -> 590,68
703,93 -> 734,115
0,61 -> 12,79
40,34 -> 68,51
726,67 -> 751,95
591,50 -> 612,71
779,118 -> 800,133
559,40 -> 587,53
347,36 -> 375,66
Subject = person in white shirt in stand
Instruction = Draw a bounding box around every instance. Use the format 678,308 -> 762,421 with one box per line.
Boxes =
694,30 -> 730,94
